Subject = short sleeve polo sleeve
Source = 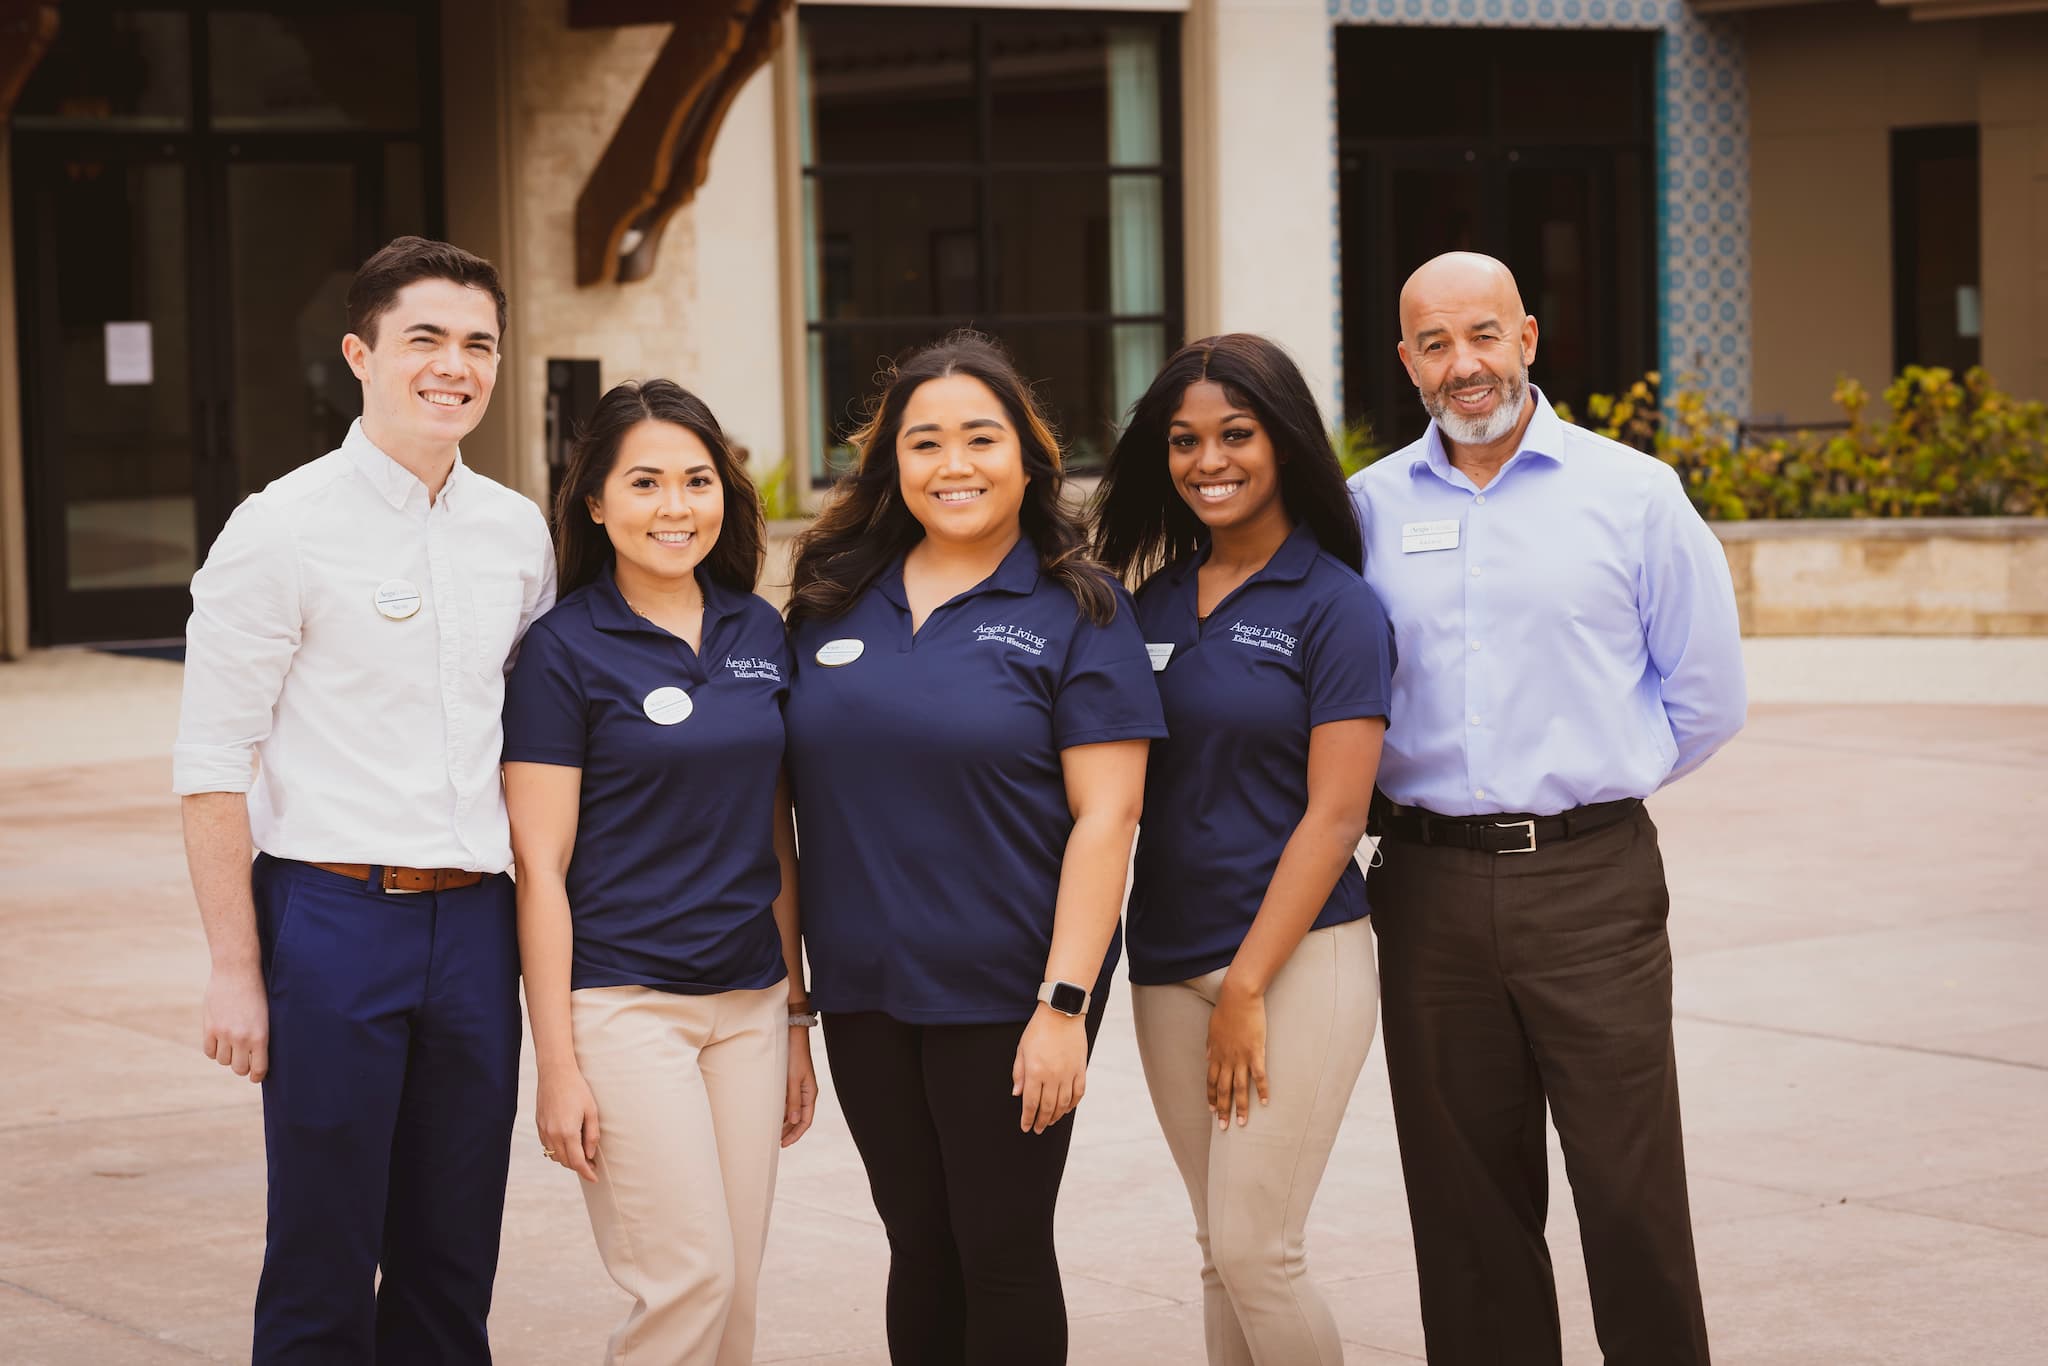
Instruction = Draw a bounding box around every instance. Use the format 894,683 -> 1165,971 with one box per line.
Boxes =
1303,578 -> 1396,729
501,620 -> 589,767
1051,588 -> 1169,750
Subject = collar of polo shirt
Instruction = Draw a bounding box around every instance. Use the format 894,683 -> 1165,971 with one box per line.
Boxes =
1164,519 -> 1322,592
1410,383 -> 1569,486
875,531 -> 1041,611
587,559 -> 744,638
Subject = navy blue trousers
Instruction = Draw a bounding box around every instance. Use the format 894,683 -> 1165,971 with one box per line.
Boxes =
251,855 -> 522,1365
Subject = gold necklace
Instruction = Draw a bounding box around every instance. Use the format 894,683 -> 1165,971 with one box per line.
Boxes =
622,586 -> 703,621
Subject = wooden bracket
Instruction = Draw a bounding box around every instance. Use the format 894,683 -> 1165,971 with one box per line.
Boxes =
574,0 -> 791,286
0,2 -> 60,121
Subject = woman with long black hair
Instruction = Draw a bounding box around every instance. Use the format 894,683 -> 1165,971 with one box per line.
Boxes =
783,331 -> 1165,1366
1094,334 -> 1395,1366
503,379 -> 816,1365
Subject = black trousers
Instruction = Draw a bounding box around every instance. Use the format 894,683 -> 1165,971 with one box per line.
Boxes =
822,1002 -> 1106,1366
1371,805 -> 1711,1366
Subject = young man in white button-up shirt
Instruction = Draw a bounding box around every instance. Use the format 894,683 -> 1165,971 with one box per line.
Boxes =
173,237 -> 555,1363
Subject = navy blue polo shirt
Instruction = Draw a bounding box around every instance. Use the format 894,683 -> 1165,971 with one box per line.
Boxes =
1126,522 -> 1395,986
784,536 -> 1168,1024
501,562 -> 789,995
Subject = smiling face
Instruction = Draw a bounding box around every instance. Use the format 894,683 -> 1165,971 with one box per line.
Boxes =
1397,253 -> 1541,449
587,419 -> 724,592
342,276 -> 500,459
895,373 -> 1028,550
1167,379 -> 1289,542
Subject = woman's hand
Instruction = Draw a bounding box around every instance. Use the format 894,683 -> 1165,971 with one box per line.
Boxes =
783,1027 -> 819,1147
1012,1005 -> 1088,1134
536,1061 -> 602,1182
1207,980 -> 1270,1129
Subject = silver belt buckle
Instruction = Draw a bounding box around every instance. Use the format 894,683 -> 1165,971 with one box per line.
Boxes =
1493,819 -> 1537,855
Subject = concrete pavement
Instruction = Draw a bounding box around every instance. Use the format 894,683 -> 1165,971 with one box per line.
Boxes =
2,650 -> 2045,1364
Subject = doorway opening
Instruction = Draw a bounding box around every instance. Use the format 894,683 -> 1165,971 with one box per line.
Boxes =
1338,25 -> 1657,449
10,1 -> 441,645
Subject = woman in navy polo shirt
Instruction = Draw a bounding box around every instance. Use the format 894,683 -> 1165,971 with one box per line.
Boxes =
783,331 -> 1165,1366
1093,334 -> 1394,1366
502,380 -> 815,1366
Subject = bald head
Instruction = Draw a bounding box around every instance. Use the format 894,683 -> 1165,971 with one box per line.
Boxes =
1396,252 -> 1540,450
1399,252 -> 1526,343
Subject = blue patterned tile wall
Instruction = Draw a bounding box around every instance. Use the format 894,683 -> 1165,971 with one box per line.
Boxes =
1328,0 -> 1751,419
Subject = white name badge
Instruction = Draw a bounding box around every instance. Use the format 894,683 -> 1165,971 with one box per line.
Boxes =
815,638 -> 865,668
642,686 -> 694,725
1401,519 -> 1460,554
374,579 -> 422,620
1145,642 -> 1174,672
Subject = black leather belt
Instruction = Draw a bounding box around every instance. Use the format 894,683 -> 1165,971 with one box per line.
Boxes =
1372,795 -> 1641,855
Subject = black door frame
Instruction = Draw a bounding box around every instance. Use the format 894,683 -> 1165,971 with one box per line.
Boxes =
10,0 -> 441,646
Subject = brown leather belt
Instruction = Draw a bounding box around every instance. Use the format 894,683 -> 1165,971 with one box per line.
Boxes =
308,862 -> 487,893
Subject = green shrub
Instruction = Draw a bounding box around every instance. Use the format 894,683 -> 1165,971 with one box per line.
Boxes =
1332,419 -> 1387,478
1565,367 -> 2048,519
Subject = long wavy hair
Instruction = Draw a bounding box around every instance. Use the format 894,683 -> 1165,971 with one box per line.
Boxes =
1092,333 -> 1362,584
552,379 -> 765,596
785,330 -> 1114,627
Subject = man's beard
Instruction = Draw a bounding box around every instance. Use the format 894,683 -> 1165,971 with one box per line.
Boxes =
1421,361 -> 1529,446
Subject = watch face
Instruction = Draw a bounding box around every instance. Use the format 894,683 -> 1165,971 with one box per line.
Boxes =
1048,981 -> 1087,1015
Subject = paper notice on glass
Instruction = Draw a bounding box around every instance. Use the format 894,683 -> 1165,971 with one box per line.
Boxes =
105,322 -> 154,386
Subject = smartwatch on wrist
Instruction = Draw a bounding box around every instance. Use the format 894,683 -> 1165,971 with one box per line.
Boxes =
1037,980 -> 1090,1017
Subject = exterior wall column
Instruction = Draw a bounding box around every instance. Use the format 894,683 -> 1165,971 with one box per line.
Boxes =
1184,0 -> 1345,420
0,135 -> 27,658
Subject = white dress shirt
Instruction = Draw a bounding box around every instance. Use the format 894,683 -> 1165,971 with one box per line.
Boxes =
174,420 -> 556,872
1349,389 -> 1746,817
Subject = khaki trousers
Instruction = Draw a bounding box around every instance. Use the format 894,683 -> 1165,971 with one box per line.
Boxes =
1132,917 -> 1377,1366
571,981 -> 788,1366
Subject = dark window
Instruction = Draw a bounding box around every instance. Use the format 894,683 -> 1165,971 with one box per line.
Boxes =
800,9 -> 1181,480
1890,126 -> 1980,376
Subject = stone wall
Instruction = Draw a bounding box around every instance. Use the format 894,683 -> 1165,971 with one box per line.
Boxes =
1714,519 -> 2048,636
499,1 -> 786,497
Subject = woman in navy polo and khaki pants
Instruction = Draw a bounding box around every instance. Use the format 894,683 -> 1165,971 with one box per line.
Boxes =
783,332 -> 1165,1366
502,380 -> 818,1365
1094,334 -> 1395,1366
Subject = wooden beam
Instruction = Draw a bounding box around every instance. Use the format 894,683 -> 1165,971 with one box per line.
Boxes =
0,2 -> 60,121
1907,0 -> 2048,16
574,0 -> 791,286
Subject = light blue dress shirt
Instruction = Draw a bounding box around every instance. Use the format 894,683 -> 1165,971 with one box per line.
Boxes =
1348,388 -> 1746,817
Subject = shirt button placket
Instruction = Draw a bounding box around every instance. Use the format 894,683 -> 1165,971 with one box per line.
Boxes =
1463,500 -> 1485,805
427,500 -> 470,856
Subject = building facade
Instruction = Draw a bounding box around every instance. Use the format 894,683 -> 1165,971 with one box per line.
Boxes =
3,0 -> 2045,651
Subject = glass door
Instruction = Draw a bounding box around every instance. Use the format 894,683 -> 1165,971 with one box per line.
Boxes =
14,143 -> 207,642
10,0 -> 437,646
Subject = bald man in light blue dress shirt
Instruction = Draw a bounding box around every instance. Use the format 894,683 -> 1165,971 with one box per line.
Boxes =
1349,253 -> 1743,1366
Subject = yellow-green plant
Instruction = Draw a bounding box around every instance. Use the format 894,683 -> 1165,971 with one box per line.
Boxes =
1567,367 -> 2048,519
1331,420 -> 1386,478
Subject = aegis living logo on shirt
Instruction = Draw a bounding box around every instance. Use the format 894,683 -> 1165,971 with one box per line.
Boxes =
724,655 -> 783,683
1229,620 -> 1298,658
973,622 -> 1048,656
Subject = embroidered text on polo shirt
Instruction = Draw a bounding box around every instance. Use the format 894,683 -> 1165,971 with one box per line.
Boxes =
724,655 -> 783,682
973,621 -> 1049,655
1229,620 -> 1299,657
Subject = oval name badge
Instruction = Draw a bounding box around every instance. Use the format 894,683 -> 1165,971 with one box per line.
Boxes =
1145,642 -> 1174,672
815,638 -> 865,668
642,686 -> 694,726
374,579 -> 422,620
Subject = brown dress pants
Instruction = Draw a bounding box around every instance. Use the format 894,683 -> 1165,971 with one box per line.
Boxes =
1370,803 -> 1711,1366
